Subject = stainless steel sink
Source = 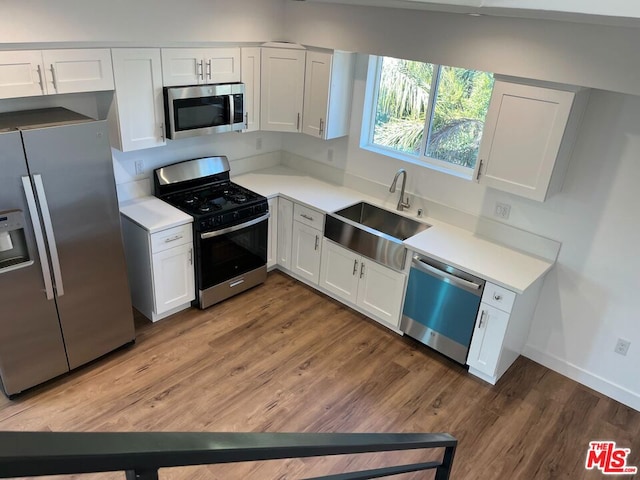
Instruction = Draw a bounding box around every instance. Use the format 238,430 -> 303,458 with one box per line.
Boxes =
324,202 -> 430,271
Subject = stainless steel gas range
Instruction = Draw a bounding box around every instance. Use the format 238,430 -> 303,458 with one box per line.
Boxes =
153,156 -> 269,309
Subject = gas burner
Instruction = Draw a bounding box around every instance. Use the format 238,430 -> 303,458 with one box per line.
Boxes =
198,204 -> 213,213
230,193 -> 248,203
183,195 -> 198,205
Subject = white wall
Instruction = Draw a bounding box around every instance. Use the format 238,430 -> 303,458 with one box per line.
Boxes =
284,2 -> 640,97
282,8 -> 640,408
0,0 -> 286,45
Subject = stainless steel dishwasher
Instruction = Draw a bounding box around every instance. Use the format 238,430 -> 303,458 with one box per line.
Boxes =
401,253 -> 485,364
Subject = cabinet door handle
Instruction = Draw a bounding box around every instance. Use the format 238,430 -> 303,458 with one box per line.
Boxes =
197,60 -> 204,80
50,64 -> 58,92
164,234 -> 183,243
188,248 -> 193,265
36,64 -> 45,94
319,118 -> 324,137
300,213 -> 314,222
296,113 -> 300,131
206,60 -> 212,80
160,124 -> 165,142
352,259 -> 358,276
314,235 -> 319,251
493,293 -> 502,301
244,112 -> 249,129
478,310 -> 487,328
360,262 -> 365,279
476,159 -> 484,181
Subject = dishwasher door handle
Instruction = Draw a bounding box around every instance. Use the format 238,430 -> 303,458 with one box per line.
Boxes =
412,257 -> 483,292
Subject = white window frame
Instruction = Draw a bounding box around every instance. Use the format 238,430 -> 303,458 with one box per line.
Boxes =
360,55 -> 481,180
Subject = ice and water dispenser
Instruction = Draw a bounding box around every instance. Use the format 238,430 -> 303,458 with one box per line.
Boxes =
0,210 -> 33,272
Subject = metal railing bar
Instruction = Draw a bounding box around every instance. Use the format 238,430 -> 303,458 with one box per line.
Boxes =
302,460 -> 444,480
0,431 -> 456,478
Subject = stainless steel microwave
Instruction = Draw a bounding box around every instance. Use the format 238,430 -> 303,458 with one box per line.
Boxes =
163,83 -> 245,139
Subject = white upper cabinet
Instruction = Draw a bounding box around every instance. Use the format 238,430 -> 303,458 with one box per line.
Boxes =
241,47 -> 261,132
0,49 -> 113,99
41,49 -> 114,94
109,48 -> 166,152
302,50 -> 355,140
0,50 -> 47,98
260,47 -> 306,133
161,48 -> 240,86
475,77 -> 589,202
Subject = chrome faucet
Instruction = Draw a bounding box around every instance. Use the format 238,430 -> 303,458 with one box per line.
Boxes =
389,169 -> 410,211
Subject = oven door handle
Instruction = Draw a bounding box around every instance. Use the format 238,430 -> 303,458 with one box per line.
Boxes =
200,212 -> 270,239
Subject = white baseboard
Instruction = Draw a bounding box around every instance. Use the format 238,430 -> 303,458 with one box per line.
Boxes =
522,345 -> 640,412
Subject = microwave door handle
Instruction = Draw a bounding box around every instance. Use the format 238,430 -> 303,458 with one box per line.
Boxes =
228,94 -> 235,126
21,176 -> 55,300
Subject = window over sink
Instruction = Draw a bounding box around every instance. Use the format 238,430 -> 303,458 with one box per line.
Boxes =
360,55 -> 494,179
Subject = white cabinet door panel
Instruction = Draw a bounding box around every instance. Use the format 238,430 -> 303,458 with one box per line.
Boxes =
277,197 -> 294,269
42,49 -> 114,94
291,221 -> 322,284
0,50 -> 45,98
241,47 -> 261,132
267,197 -> 278,269
152,243 -> 195,315
260,48 -> 305,132
302,51 -> 331,138
357,258 -> 406,327
319,239 -> 359,303
206,48 -> 241,83
467,303 -> 510,377
161,48 -> 203,86
110,48 -> 166,152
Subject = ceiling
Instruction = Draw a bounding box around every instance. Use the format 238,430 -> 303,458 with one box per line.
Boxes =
295,0 -> 640,27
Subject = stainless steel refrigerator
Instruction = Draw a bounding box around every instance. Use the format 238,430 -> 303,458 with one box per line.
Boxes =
0,108 -> 135,396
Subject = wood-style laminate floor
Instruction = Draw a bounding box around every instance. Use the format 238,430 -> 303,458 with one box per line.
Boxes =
1,271 -> 638,479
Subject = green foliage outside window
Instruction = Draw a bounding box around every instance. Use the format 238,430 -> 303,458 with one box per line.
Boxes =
372,57 -> 494,169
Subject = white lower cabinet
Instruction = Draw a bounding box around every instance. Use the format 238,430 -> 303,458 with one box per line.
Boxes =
467,304 -> 510,379
121,219 -> 195,322
320,239 -> 406,328
467,280 -> 542,384
267,197 -> 278,269
291,221 -> 322,284
151,242 -> 195,315
277,197 -> 294,270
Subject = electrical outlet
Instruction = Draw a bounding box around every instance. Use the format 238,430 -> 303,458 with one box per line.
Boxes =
494,202 -> 511,220
256,137 -> 263,150
134,160 -> 144,176
615,338 -> 630,356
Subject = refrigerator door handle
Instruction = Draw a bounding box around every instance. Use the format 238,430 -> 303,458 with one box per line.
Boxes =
21,175 -> 55,300
33,174 -> 64,297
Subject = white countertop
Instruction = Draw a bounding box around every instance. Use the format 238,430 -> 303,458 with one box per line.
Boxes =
234,166 -> 553,294
119,196 -> 192,234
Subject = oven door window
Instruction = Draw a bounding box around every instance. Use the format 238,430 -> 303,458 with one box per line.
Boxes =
174,96 -> 229,132
198,218 -> 267,289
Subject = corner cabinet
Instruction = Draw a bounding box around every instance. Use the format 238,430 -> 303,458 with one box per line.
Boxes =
475,77 -> 589,202
260,46 -> 355,138
108,48 -> 166,152
121,219 -> 195,323
0,49 -> 113,99
302,50 -> 355,140
260,47 -> 306,133
467,280 -> 543,384
160,48 -> 241,86
319,239 -> 406,328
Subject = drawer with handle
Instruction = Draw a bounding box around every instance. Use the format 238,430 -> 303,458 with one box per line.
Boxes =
482,282 -> 516,313
293,203 -> 324,230
151,223 -> 193,254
